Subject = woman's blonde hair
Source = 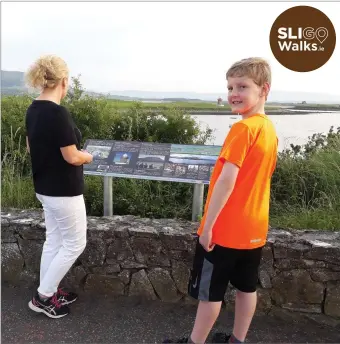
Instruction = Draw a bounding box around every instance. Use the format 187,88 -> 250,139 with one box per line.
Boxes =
25,55 -> 69,89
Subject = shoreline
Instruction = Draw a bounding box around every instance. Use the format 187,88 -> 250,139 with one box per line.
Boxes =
188,109 -> 340,116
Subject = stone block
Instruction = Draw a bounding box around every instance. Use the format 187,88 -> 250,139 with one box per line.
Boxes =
172,260 -> 190,294
17,238 -> 43,272
148,268 -> 181,302
324,281 -> 340,317
79,238 -> 106,267
129,269 -> 157,300
130,236 -> 170,267
271,270 -> 324,305
84,274 -> 124,295
1,243 -> 24,283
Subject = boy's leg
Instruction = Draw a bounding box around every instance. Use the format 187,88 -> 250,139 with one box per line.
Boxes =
232,290 -> 257,342
190,300 -> 222,344
163,241 -> 232,343
226,247 -> 263,343
187,241 -> 232,343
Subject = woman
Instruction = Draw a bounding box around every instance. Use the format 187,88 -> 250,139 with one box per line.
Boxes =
25,55 -> 93,318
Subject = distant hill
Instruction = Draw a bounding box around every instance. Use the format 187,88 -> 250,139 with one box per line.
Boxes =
1,70 -> 339,104
1,70 -> 25,88
1,70 -> 28,95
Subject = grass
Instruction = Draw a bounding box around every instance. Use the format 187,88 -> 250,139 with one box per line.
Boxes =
107,99 -> 283,111
1,128 -> 40,209
270,208 -> 340,231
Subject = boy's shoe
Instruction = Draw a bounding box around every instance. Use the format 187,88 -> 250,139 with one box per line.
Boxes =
28,292 -> 70,319
162,337 -> 189,343
211,332 -> 231,343
57,288 -> 78,305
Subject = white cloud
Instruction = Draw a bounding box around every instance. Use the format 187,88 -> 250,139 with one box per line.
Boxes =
2,1 -> 339,95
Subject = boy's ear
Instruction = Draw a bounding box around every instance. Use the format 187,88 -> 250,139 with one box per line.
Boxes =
262,82 -> 270,101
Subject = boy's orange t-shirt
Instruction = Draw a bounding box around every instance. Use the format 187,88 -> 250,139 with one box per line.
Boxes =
197,113 -> 278,249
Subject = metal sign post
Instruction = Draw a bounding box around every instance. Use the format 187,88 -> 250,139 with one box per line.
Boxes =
103,176 -> 113,216
192,183 -> 205,221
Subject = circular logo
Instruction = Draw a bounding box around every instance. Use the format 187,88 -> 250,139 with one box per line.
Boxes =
270,6 -> 336,72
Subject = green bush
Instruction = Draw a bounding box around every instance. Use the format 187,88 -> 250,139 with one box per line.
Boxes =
270,126 -> 340,230
1,76 -> 339,229
1,77 -> 212,218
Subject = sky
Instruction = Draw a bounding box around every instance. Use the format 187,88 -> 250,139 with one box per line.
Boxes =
2,1 -> 340,96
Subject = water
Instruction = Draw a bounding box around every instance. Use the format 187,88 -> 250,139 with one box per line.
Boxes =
192,112 -> 340,151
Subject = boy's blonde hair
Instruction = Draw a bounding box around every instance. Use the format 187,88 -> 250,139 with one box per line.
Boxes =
25,55 -> 69,90
226,57 -> 271,86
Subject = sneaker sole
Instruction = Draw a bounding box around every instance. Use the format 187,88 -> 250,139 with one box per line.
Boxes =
28,301 -> 69,319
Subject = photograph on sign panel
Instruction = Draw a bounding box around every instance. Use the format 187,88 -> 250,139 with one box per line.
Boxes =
85,145 -> 112,160
197,165 -> 210,179
170,144 -> 221,157
187,165 -> 199,179
113,152 -> 133,165
97,165 -> 110,172
135,162 -> 163,170
188,164 -> 199,172
162,163 -> 176,177
169,153 -> 217,165
137,154 -> 166,162
174,165 -> 187,177
134,162 -> 164,175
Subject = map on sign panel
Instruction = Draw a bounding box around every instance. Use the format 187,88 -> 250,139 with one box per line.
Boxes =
82,139 -> 222,184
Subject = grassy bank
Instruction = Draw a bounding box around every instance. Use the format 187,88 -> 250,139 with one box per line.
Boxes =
1,78 -> 340,230
292,103 -> 340,111
107,99 -> 283,112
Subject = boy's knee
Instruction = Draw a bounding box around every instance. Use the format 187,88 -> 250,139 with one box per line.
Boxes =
235,289 -> 257,299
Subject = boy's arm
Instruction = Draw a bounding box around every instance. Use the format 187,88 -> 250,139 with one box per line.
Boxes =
199,162 -> 239,251
199,122 -> 252,251
202,162 -> 239,232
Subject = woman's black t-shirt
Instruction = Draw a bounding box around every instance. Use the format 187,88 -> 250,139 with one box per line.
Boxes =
25,100 -> 84,197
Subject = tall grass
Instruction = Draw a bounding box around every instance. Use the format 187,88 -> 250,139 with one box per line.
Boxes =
270,132 -> 340,230
1,127 -> 39,209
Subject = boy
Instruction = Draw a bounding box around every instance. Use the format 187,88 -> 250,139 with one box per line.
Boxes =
163,57 -> 278,344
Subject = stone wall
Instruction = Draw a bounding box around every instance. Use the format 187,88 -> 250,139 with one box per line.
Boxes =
2,209 -> 340,319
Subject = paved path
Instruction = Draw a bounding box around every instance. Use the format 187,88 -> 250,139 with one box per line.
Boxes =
2,285 -> 340,343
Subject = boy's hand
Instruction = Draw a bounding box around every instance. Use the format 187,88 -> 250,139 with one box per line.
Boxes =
199,230 -> 215,252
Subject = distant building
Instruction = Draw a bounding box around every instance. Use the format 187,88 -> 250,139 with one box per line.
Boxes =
217,97 -> 224,106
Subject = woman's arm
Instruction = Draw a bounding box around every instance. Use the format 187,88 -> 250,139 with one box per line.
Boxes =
26,136 -> 30,153
60,145 -> 93,166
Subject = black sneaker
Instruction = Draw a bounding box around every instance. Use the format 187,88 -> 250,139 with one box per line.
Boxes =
211,332 -> 231,343
57,288 -> 78,305
163,337 -> 189,343
28,292 -> 70,319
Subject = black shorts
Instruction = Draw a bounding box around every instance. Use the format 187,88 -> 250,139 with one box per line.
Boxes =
188,239 -> 263,302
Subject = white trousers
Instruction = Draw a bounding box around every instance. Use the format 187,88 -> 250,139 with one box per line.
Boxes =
36,193 -> 87,297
